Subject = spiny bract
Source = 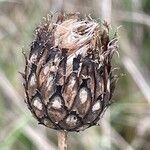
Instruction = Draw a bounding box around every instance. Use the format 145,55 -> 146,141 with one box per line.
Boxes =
23,13 -> 118,132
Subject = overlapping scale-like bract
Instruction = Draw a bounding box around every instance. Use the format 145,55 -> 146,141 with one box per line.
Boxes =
23,13 -> 118,132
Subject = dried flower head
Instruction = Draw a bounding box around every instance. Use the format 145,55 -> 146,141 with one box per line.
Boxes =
23,13 -> 118,132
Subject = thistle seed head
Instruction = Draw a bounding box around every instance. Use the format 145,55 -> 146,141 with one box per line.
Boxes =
23,13 -> 118,132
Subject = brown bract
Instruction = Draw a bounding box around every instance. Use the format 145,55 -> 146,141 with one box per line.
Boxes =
23,13 -> 118,132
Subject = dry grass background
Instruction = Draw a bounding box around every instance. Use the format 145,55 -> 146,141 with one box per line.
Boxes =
0,0 -> 150,150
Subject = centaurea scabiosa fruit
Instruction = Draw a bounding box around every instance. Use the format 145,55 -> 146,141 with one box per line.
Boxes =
23,13 -> 118,132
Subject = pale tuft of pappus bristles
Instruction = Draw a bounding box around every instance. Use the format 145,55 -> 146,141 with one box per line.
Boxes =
53,18 -> 100,75
54,19 -> 99,54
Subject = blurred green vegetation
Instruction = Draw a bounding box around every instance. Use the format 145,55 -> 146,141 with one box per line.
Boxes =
0,0 -> 150,150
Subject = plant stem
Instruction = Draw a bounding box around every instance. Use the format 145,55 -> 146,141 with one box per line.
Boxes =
57,130 -> 68,150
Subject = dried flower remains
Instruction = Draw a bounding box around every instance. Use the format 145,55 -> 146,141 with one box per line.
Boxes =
23,13 -> 118,132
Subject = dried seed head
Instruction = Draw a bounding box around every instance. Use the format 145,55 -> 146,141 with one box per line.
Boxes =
23,13 -> 118,132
